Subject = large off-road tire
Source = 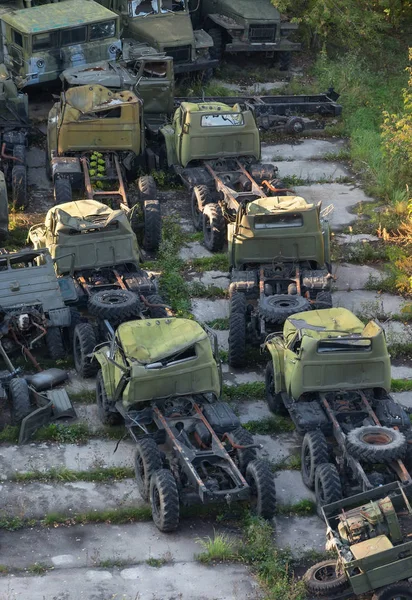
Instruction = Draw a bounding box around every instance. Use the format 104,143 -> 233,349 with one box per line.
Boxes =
346,425 -> 406,463
150,469 -> 180,533
134,437 -> 162,501
314,291 -> 333,310
372,583 -> 412,600
68,307 -> 82,346
208,28 -> 223,60
54,178 -> 72,205
143,199 -> 161,252
11,165 -> 27,208
146,294 -> 168,318
265,361 -> 286,415
314,463 -> 342,511
137,175 -> 157,202
191,185 -> 213,231
303,560 -> 348,597
88,290 -> 140,324
228,292 -> 247,368
73,322 -> 98,378
203,203 -> 225,252
301,431 -> 329,490
10,378 -> 32,425
45,326 -> 65,360
230,426 -> 257,473
259,294 -> 311,324
96,370 -> 122,426
245,459 -> 277,520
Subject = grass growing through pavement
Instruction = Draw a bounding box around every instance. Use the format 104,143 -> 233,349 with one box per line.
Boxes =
196,532 -> 236,563
207,317 -> 229,330
12,466 -> 134,484
243,416 -> 295,435
277,500 -> 316,517
188,254 -> 229,272
222,382 -> 265,401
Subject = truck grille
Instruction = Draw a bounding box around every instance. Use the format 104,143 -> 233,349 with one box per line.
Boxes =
249,25 -> 276,43
164,45 -> 191,64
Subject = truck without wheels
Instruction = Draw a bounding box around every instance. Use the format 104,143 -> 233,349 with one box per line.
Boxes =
264,308 -> 412,510
190,0 -> 300,69
47,84 -> 161,251
28,200 -> 167,376
226,194 -> 332,367
93,317 -> 277,532
96,0 -> 217,78
304,482 -> 412,600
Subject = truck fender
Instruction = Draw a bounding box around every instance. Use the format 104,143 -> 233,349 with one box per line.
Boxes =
265,339 -> 286,395
206,13 -> 244,32
93,345 -> 111,368
194,29 -> 214,50
159,125 -> 178,167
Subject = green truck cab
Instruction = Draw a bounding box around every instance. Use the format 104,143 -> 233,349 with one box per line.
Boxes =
1,0 -> 122,87
96,0 -> 216,76
191,0 -> 300,69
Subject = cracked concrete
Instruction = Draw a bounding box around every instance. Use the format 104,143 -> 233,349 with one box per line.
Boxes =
275,515 -> 325,556
179,241 -> 212,260
332,289 -> 405,316
333,263 -> 383,291
192,298 -> 229,322
278,160 -> 350,183
263,139 -> 346,162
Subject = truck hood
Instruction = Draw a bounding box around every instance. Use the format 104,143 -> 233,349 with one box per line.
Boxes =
126,14 -> 194,47
216,0 -> 280,21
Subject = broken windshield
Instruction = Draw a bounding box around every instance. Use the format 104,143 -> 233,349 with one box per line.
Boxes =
129,0 -> 186,16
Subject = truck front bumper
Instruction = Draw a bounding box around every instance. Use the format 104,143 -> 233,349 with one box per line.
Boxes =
173,58 -> 219,74
225,41 -> 301,53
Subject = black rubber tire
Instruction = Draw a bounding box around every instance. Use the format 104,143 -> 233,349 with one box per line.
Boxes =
134,437 -> 162,501
138,175 -> 157,202
45,326 -> 65,360
143,199 -> 161,252
230,426 -> 257,473
279,51 -> 291,71
285,116 -> 305,134
191,185 -> 213,232
73,322 -> 98,378
11,165 -> 27,208
259,294 -> 311,324
314,291 -> 333,310
265,361 -> 287,415
228,292 -> 247,368
203,203 -> 226,252
149,469 -> 180,533
346,425 -> 406,463
208,28 -> 223,60
96,369 -> 122,426
301,431 -> 329,490
88,290 -> 140,324
372,583 -> 412,600
68,307 -> 82,345
54,178 -> 72,205
303,560 -> 348,597
245,459 -> 277,520
9,378 -> 31,425
146,294 -> 168,318
314,463 -> 343,511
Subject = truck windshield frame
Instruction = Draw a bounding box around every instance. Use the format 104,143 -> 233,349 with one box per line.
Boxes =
128,0 -> 186,17
317,338 -> 372,353
201,113 -> 245,128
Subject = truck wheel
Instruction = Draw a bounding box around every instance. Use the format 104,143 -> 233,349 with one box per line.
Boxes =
301,431 -> 329,490
88,290 -> 140,324
203,203 -> 225,252
73,322 -> 98,378
265,361 -> 287,415
96,370 -> 122,426
278,51 -> 291,71
146,294 -> 168,318
230,426 -> 257,473
68,307 -> 82,346
346,426 -> 406,463
54,179 -> 72,205
9,378 -> 32,425
303,560 -> 348,597
208,28 -> 223,60
45,326 -> 65,360
314,463 -> 342,512
246,459 -> 277,520
372,583 -> 412,600
138,175 -> 157,202
150,469 -> 180,533
143,199 -> 161,252
11,165 -> 27,208
228,292 -> 247,368
259,294 -> 310,324
285,116 -> 305,134
191,185 -> 212,232
134,437 -> 162,501
314,291 -> 332,310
